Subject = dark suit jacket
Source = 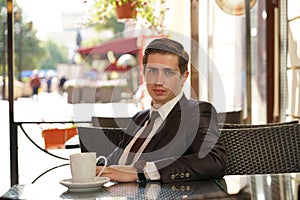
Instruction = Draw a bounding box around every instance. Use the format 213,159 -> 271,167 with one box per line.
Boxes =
107,95 -> 227,183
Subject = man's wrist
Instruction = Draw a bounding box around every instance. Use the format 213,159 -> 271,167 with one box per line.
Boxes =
134,160 -> 147,183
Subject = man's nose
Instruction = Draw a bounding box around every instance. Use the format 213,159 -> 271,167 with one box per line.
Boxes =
154,71 -> 165,84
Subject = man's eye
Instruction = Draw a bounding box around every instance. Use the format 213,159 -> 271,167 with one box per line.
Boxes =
148,69 -> 157,74
165,70 -> 176,76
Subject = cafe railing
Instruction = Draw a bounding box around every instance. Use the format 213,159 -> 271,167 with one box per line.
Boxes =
17,121 -> 90,183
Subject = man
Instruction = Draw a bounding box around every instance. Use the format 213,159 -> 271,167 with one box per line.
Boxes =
97,38 -> 227,183
59,76 -> 67,94
30,70 -> 41,97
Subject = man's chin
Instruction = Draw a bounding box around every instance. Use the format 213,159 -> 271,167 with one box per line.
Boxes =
151,98 -> 167,106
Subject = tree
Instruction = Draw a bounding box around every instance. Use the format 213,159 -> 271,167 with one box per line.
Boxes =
39,40 -> 68,70
93,15 -> 125,35
0,2 -> 46,78
13,6 -> 45,78
14,25 -> 46,72
0,0 -> 7,76
79,15 -> 125,47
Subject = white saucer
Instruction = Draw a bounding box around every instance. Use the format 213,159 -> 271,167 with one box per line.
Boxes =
59,177 -> 110,192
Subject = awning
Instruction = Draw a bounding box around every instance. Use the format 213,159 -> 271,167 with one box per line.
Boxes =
77,37 -> 140,56
104,63 -> 129,72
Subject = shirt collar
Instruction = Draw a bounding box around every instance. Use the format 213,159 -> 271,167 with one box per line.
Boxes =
150,92 -> 183,120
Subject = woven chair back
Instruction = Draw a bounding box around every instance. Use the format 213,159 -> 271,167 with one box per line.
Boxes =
217,110 -> 243,124
219,120 -> 299,129
92,116 -> 131,128
78,126 -> 125,157
219,123 -> 300,175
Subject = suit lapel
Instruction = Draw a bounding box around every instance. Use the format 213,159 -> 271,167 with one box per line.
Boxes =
122,111 -> 150,147
142,95 -> 189,154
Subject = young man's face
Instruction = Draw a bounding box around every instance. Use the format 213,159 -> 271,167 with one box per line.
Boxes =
144,53 -> 189,107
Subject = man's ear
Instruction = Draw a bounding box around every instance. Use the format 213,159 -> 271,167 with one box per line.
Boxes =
181,71 -> 189,85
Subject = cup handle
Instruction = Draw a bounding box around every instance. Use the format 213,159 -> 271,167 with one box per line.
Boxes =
95,156 -> 107,179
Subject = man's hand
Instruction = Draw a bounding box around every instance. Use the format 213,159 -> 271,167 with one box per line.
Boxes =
96,165 -> 138,182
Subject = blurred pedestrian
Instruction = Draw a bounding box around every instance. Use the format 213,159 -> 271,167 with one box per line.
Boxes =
46,76 -> 52,93
59,76 -> 67,94
30,70 -> 41,97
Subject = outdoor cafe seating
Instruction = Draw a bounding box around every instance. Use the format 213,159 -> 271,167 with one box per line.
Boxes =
2,111 -> 300,199
74,117 -> 300,197
80,118 -> 300,176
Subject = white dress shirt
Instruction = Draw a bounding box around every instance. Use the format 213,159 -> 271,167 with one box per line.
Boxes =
118,92 -> 184,180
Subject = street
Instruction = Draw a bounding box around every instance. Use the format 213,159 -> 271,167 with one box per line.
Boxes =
0,91 -> 141,195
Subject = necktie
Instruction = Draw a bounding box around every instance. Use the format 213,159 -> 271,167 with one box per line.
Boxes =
126,111 -> 159,164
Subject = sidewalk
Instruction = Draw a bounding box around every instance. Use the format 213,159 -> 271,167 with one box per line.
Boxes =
0,91 -> 141,195
0,92 -> 80,195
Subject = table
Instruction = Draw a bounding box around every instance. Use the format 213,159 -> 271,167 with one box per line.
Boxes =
1,173 -> 299,199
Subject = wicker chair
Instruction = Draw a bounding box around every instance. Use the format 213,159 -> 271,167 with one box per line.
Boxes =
217,110 -> 243,124
219,123 -> 300,175
78,126 -> 124,157
219,120 -> 299,129
92,116 -> 132,128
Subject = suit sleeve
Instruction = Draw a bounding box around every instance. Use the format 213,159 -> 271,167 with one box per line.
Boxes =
155,101 -> 227,183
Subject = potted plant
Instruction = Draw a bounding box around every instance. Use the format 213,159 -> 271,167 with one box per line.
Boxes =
115,0 -> 137,19
42,124 -> 78,150
84,0 -> 169,33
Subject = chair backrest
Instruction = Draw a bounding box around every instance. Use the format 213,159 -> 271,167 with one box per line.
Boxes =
78,126 -> 124,157
217,110 -> 243,124
219,120 -> 299,129
92,116 -> 132,128
219,123 -> 300,175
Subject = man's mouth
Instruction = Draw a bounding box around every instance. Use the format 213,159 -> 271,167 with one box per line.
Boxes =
152,88 -> 165,95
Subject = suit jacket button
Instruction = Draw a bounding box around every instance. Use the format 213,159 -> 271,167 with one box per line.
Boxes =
185,173 -> 190,178
175,173 -> 179,179
180,173 -> 185,178
171,174 -> 175,180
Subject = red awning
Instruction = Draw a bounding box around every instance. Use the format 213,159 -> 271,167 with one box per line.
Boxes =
77,37 -> 139,55
104,63 -> 129,72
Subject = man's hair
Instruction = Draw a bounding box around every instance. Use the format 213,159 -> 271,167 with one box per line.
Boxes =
142,38 -> 189,74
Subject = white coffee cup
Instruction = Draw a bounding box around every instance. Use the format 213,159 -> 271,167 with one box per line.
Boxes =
69,152 -> 107,183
